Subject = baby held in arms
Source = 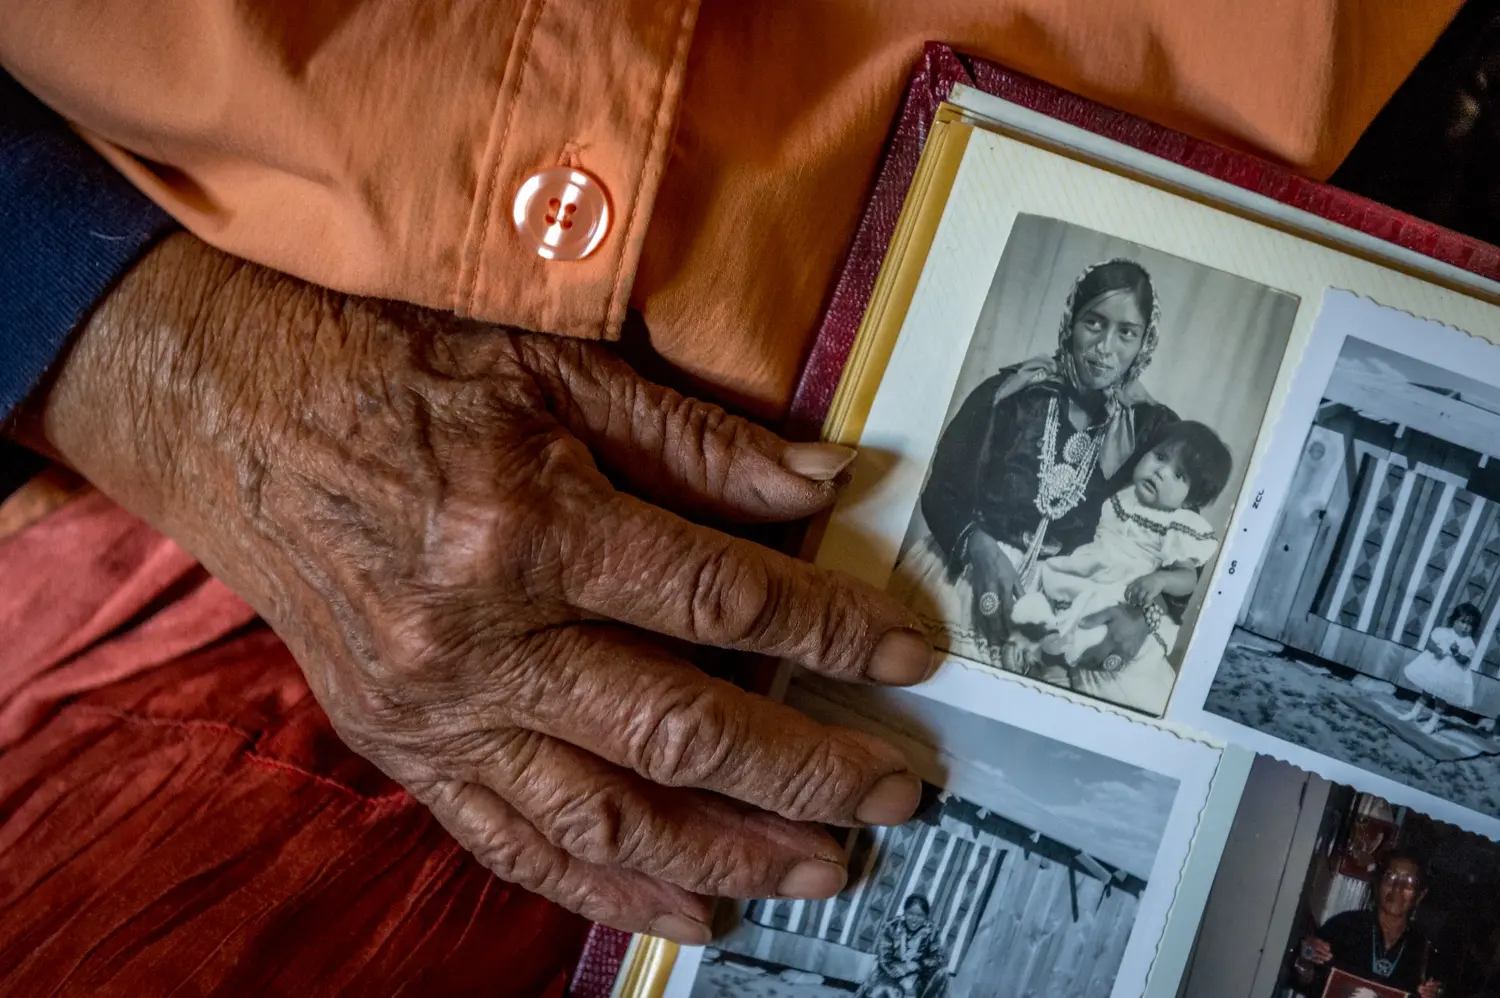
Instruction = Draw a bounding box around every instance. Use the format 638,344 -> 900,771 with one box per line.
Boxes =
1007,421 -> 1232,711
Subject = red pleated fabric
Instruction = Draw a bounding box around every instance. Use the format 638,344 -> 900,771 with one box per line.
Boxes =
0,488 -> 588,996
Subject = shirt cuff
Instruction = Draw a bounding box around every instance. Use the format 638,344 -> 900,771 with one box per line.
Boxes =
0,71 -> 174,420
4,0 -> 698,344
453,0 -> 701,337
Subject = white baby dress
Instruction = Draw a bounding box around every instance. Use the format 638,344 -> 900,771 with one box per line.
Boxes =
1011,488 -> 1219,713
1403,625 -> 1479,709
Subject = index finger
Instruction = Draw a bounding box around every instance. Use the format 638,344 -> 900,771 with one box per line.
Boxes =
558,490 -> 935,686
510,624 -> 924,830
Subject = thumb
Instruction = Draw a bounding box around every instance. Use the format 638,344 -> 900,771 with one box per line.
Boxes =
525,338 -> 847,522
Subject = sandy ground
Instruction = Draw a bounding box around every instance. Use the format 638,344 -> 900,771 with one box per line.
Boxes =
1205,637 -> 1500,818
688,952 -> 858,998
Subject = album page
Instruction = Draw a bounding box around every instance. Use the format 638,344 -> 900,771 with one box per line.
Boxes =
650,111 -> 1500,998
937,85 -> 1500,845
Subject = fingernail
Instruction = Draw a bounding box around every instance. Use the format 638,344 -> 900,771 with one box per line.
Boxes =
781,442 -> 857,481
856,772 -> 923,826
867,628 -> 935,685
858,768 -> 924,822
777,859 -> 848,900
648,913 -> 713,946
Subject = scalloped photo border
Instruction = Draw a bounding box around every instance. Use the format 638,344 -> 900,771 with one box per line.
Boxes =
1171,289 -> 1500,842
662,656 -> 1228,998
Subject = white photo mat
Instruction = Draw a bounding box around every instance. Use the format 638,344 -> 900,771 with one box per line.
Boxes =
662,657 -> 1225,998
947,83 -> 1500,303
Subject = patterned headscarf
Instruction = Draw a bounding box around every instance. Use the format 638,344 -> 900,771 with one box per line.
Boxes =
1054,258 -> 1161,394
994,258 -> 1162,478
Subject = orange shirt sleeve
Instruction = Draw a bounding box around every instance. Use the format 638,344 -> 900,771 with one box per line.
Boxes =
631,1 -> 1465,416
0,0 -> 1462,412
0,0 -> 698,340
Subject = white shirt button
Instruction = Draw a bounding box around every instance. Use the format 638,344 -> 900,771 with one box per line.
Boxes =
511,166 -> 611,261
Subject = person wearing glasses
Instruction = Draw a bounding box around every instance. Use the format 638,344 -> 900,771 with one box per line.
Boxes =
1294,854 -> 1444,998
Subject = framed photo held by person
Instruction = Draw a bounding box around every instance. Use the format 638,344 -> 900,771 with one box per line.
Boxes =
1322,966 -> 1410,998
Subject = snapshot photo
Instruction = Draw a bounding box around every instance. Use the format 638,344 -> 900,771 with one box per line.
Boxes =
1177,291 -> 1500,837
887,214 -> 1299,717
1194,757 -> 1500,998
666,663 -> 1223,998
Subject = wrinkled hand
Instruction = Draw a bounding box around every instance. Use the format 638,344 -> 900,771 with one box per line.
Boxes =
27,235 -> 936,943
1418,979 -> 1442,998
1074,605 -> 1150,672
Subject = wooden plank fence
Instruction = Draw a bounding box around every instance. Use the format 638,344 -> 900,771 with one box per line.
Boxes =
1238,405 -> 1500,716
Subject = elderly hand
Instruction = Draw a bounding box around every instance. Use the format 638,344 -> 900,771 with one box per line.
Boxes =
26,234 -> 934,943
1074,604 -> 1150,672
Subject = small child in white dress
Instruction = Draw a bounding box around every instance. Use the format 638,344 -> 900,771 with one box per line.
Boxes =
1007,421 -> 1232,714
1397,602 -> 1482,735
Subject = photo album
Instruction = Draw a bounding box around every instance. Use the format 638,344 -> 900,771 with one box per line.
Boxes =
611,54 -> 1500,998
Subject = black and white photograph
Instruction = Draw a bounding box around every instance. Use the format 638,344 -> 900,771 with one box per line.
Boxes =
680,674 -> 1197,998
887,214 -> 1299,717
1191,292 -> 1500,830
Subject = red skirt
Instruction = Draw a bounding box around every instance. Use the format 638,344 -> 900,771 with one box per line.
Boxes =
0,486 -> 588,996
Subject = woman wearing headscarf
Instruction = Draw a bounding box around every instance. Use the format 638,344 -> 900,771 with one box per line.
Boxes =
891,259 -> 1179,692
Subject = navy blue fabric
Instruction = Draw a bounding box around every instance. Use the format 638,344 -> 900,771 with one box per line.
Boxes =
0,70 -> 175,420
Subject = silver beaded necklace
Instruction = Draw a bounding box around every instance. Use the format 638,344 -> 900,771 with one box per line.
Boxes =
1018,395 -> 1103,588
